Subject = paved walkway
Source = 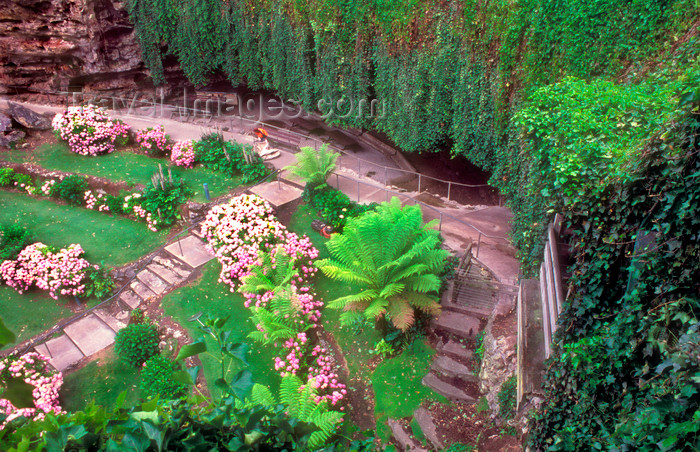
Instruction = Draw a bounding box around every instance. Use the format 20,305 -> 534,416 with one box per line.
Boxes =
33,234 -> 214,372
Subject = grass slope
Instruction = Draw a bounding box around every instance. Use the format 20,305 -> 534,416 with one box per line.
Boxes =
1,143 -> 241,202
0,190 -> 166,266
60,347 -> 142,412
161,260 -> 279,399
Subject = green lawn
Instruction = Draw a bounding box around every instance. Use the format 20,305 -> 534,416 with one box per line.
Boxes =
0,143 -> 241,202
61,347 -> 142,412
161,260 -> 280,399
0,287 -> 73,349
0,190 -> 167,267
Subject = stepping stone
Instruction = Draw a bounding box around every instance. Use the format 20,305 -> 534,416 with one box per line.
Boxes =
431,355 -> 478,383
137,269 -> 169,295
422,373 -> 475,403
249,180 -> 303,209
130,280 -> 155,301
147,261 -> 185,285
387,418 -> 427,452
94,309 -> 126,333
442,298 -> 493,318
432,311 -> 481,338
413,407 -> 443,450
437,340 -> 474,362
34,343 -> 51,358
153,255 -> 191,278
164,235 -> 215,268
45,334 -> 84,372
63,314 -> 116,357
119,289 -> 141,309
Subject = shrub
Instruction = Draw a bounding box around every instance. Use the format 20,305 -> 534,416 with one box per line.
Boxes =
82,264 -> 114,299
0,224 -> 31,261
284,144 -> 338,191
136,126 -> 171,157
171,140 -> 197,167
498,375 -> 517,420
114,323 -> 160,367
0,242 -> 91,299
0,168 -> 15,186
52,105 -> 130,156
104,194 -> 125,215
0,352 -> 63,424
139,355 -> 187,399
50,175 -> 89,206
308,188 -> 376,230
195,132 -> 266,182
12,173 -> 37,195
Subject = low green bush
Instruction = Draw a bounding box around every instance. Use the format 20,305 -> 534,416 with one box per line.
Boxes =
0,168 -> 15,186
12,173 -> 34,190
498,375 -> 517,420
195,132 -> 267,183
104,194 -> 125,215
306,187 -> 377,230
139,354 -> 187,399
139,167 -> 191,228
0,223 -> 31,261
82,264 -> 115,299
114,323 -> 160,367
50,175 -> 89,206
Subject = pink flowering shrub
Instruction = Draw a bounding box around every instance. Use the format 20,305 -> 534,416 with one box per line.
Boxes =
136,126 -> 171,157
0,242 -> 91,299
52,105 -> 130,156
0,352 -> 63,425
171,140 -> 196,167
84,190 -> 110,212
202,194 -> 346,406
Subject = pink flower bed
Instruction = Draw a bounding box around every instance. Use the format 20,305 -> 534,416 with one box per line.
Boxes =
136,126 -> 170,156
52,105 -> 130,156
0,243 -> 92,299
0,352 -> 63,425
201,194 -> 347,406
171,140 -> 197,167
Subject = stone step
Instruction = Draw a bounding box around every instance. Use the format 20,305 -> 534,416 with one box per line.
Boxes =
63,314 -> 116,357
436,340 -> 474,362
431,355 -> 479,383
153,255 -> 191,278
44,334 -> 84,372
387,418 -> 428,452
147,261 -> 186,285
413,407 -> 443,450
130,280 -> 155,301
164,235 -> 215,268
422,372 -> 475,403
432,311 -> 481,338
119,289 -> 141,309
442,298 -> 493,318
137,268 -> 169,295
94,308 -> 127,333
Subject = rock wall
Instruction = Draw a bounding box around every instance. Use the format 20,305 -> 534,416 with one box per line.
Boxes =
0,0 -> 155,100
479,291 -> 518,420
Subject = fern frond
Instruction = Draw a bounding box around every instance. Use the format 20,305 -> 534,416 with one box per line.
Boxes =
386,297 -> 415,331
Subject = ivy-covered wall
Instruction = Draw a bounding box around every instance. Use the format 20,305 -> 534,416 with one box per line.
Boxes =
124,1 -> 700,449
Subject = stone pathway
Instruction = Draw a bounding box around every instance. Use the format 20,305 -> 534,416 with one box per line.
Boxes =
32,233 -> 214,372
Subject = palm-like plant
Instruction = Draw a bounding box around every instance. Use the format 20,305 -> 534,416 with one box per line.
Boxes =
318,197 -> 449,332
283,144 -> 338,191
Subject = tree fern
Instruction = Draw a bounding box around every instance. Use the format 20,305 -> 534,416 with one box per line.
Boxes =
318,197 -> 450,332
283,144 -> 339,191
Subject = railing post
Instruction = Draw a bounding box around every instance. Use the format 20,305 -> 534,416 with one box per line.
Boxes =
358,159 -> 361,177
447,182 -> 451,201
336,173 -> 340,190
439,213 -> 442,232
385,166 -> 388,186
476,233 -> 482,258
418,174 -> 421,193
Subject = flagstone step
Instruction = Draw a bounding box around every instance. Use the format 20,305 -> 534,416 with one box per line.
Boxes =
147,261 -> 186,285
432,311 -> 481,338
44,334 -> 84,372
436,340 -> 474,363
413,407 -> 443,450
387,418 -> 428,452
119,289 -> 142,309
130,280 -> 155,301
137,268 -> 169,295
63,314 -> 116,357
431,355 -> 479,383
422,372 -> 475,403
94,309 -> 127,333
164,235 -> 214,268
153,255 -> 191,278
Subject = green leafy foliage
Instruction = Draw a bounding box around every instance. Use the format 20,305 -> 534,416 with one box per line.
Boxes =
0,223 -> 31,261
194,132 -> 267,184
528,107 -> 700,450
497,376 -> 517,421
140,355 -> 187,399
82,264 -> 115,300
0,168 -> 15,187
284,144 -> 338,192
139,167 -> 190,227
49,175 -> 89,206
114,323 -> 160,367
319,197 -> 449,334
307,187 -> 377,230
